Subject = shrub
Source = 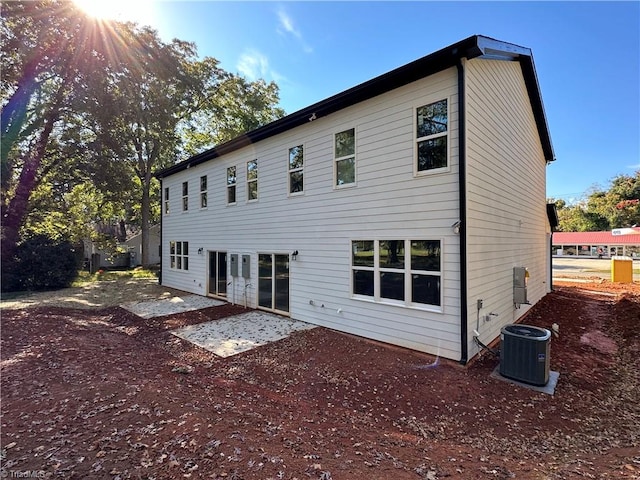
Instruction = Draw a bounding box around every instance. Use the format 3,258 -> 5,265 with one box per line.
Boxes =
2,235 -> 80,292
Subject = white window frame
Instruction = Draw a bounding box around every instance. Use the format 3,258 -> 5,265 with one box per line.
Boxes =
164,187 -> 170,215
351,239 -> 443,312
200,175 -> 207,209
169,241 -> 189,271
247,159 -> 258,202
333,127 -> 356,189
414,98 -> 450,176
227,166 -> 237,205
288,145 -> 304,196
182,181 -> 188,211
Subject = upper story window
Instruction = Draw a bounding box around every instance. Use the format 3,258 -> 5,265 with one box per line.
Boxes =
334,128 -> 355,187
247,159 -> 258,201
227,166 -> 236,205
164,187 -> 170,215
352,239 -> 442,309
182,181 -> 188,211
200,175 -> 207,208
288,145 -> 304,195
416,99 -> 448,174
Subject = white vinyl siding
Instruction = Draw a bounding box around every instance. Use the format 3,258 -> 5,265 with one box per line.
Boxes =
161,68 -> 462,359
464,58 -> 549,357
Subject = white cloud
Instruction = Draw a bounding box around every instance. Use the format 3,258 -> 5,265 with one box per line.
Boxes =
627,163 -> 640,170
277,7 -> 313,53
236,49 -> 288,86
237,50 -> 269,81
277,10 -> 300,38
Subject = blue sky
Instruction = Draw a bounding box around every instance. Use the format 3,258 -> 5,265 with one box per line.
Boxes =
112,1 -> 639,202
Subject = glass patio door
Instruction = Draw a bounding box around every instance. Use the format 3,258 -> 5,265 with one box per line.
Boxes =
258,253 -> 289,313
208,251 -> 227,297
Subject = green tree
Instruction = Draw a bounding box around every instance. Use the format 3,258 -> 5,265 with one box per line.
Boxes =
0,0 -> 128,267
549,171 -> 640,232
181,76 -> 285,156
2,0 -> 287,275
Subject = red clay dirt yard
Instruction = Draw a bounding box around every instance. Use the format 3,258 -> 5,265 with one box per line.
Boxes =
1,279 -> 639,479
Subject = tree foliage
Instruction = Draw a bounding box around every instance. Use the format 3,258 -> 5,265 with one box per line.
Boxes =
2,234 -> 80,292
550,171 -> 640,232
1,0 -> 286,280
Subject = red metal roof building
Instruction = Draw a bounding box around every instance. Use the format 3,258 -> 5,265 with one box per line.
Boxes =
552,229 -> 640,258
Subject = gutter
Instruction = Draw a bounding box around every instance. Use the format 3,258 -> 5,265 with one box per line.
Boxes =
457,58 -> 468,365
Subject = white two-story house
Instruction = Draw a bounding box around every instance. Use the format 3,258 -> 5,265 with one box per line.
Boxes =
157,35 -> 556,364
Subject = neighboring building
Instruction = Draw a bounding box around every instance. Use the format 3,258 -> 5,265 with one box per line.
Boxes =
157,35 -> 556,363
553,229 -> 640,258
125,224 -> 161,266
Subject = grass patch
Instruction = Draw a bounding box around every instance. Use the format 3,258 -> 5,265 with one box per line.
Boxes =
72,268 -> 158,286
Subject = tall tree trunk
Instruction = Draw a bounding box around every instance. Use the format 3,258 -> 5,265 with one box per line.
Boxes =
1,80 -> 67,263
140,171 -> 152,267
1,54 -> 46,194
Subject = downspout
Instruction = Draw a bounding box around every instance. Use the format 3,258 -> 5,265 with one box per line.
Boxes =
549,232 -> 553,291
457,58 -> 468,365
158,177 -> 163,285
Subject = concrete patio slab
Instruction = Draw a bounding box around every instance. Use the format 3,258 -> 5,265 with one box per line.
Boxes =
171,311 -> 317,357
490,365 -> 560,395
121,295 -> 225,319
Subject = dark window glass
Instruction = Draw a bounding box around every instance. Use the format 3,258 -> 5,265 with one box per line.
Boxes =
379,241 -> 404,269
290,171 -> 303,193
417,137 -> 447,171
336,157 -> 355,185
417,100 -> 447,138
353,270 -> 374,296
412,274 -> 440,306
335,128 -> 355,158
411,240 -> 441,271
352,241 -> 374,267
380,272 -> 404,301
289,146 -> 303,169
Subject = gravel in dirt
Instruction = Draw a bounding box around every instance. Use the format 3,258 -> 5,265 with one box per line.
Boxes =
1,279 -> 639,479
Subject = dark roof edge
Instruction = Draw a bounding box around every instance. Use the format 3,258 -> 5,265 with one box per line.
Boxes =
157,35 -> 554,178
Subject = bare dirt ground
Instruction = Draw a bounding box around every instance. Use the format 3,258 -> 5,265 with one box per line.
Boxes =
1,278 -> 639,479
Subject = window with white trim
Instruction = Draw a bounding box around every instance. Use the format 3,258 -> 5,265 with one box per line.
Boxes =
169,241 -> 189,270
164,187 -> 169,215
227,166 -> 236,204
416,99 -> 448,173
352,239 -> 441,308
288,145 -> 304,194
182,181 -> 188,211
200,175 -> 207,208
247,159 -> 258,201
334,128 -> 355,187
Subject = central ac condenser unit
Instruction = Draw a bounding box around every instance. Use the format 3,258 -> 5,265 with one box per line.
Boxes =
500,324 -> 551,386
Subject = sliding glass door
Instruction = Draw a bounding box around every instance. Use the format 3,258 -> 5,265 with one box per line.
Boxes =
258,253 -> 289,314
208,251 -> 227,297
